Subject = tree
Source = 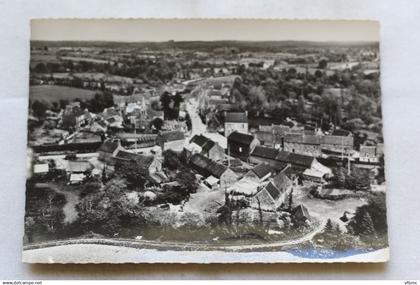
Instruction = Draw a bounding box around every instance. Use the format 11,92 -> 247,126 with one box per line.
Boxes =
324,218 -> 334,233
360,211 -> 376,237
347,192 -> 387,239
162,150 -> 183,170
318,59 -> 328,69
32,100 -> 49,118
33,63 -> 48,73
150,117 -> 164,131
115,161 -> 147,189
175,169 -> 198,193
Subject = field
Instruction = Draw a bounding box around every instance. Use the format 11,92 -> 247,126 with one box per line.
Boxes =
30,85 -> 97,103
60,56 -> 110,64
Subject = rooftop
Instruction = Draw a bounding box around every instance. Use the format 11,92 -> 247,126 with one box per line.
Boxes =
98,139 -> 120,153
189,153 -> 228,179
251,163 -> 273,179
228,131 -> 255,145
158,131 -> 185,142
251,146 -> 280,159
225,112 -> 248,123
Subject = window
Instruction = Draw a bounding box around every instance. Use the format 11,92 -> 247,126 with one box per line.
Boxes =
239,147 -> 242,153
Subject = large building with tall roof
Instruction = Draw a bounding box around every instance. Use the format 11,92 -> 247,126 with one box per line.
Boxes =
224,112 -> 248,137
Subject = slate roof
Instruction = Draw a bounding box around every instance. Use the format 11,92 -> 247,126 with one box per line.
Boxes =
115,150 -> 155,168
272,172 -> 293,192
331,129 -> 352,137
225,112 -> 248,123
264,182 -> 281,200
360,145 -> 377,157
190,134 -> 217,153
292,204 -> 310,220
98,139 -> 120,153
251,146 -> 280,159
251,163 -> 273,179
158,131 -> 185,142
189,153 -> 228,179
275,151 -> 291,162
67,160 -> 92,173
321,135 -> 354,147
190,134 -> 209,147
228,131 -> 255,145
284,134 -> 321,145
287,153 -> 315,168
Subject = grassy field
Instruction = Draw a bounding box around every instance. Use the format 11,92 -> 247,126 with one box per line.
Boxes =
30,85 -> 97,103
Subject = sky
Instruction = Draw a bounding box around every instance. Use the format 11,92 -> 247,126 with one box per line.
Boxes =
31,19 -> 379,42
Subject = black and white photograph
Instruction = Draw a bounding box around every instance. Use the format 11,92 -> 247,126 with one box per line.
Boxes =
22,19 -> 388,263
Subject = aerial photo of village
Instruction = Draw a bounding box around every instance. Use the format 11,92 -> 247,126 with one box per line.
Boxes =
23,31 -> 388,262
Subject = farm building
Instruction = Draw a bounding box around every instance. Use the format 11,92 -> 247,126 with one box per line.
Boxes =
156,131 -> 185,152
97,139 -> 124,164
224,112 -> 248,137
188,134 -> 225,162
189,153 -> 238,190
244,163 -> 274,182
227,131 -> 259,161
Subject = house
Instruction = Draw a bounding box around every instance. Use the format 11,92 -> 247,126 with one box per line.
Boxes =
188,134 -> 225,161
250,182 -> 282,211
321,135 -> 354,155
33,163 -> 49,174
116,133 -> 157,149
66,160 -> 92,174
272,172 -> 293,198
76,110 -> 94,129
251,146 -> 332,180
245,163 -> 273,182
359,145 -> 380,163
97,139 -> 124,164
189,153 -> 238,190
292,204 -> 311,224
203,175 -> 220,189
156,131 -> 185,152
250,146 -> 288,171
249,172 -> 294,211
113,150 -> 165,183
66,160 -> 93,184
69,173 -> 86,185
283,134 -> 322,157
249,171 -> 294,212
227,131 -> 259,161
224,112 -> 248,137
90,121 -> 107,133
276,151 -> 316,173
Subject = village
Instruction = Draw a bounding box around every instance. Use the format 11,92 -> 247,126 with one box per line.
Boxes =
25,41 -> 387,253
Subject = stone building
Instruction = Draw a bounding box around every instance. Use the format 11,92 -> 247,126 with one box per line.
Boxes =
224,112 -> 248,137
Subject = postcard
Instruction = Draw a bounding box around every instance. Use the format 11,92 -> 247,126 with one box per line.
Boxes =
23,19 -> 388,263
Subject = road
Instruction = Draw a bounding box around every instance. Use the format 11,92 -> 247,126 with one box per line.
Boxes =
23,218 -> 324,253
186,99 -> 207,136
22,241 -> 389,263
185,99 -> 227,149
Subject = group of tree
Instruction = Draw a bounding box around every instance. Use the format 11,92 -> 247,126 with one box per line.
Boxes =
230,64 -> 381,132
347,192 -> 388,246
159,91 -> 184,120
331,166 -> 371,191
24,186 -> 66,243
32,56 -> 179,86
76,178 -> 147,236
